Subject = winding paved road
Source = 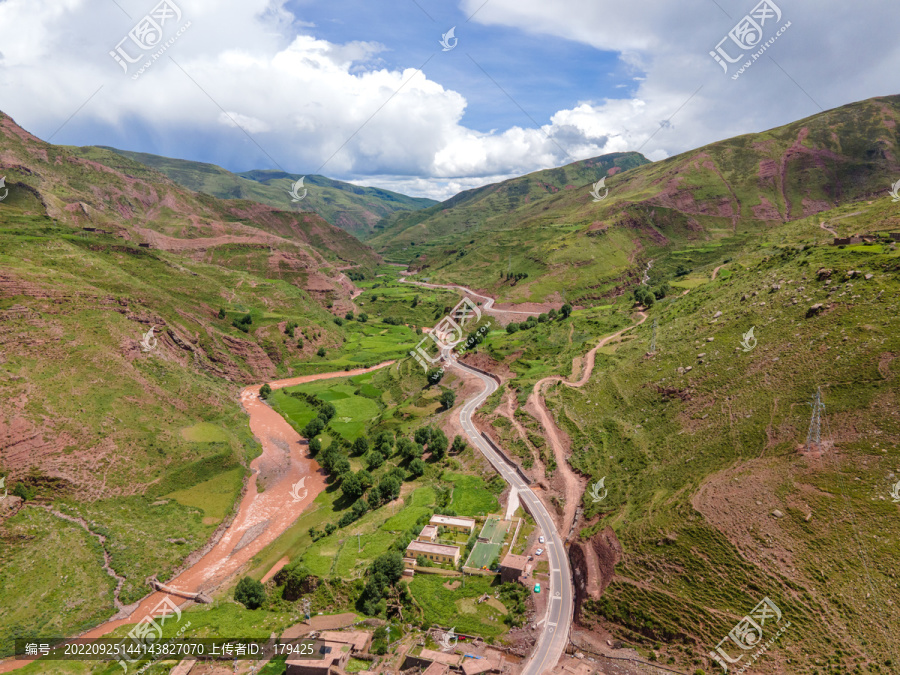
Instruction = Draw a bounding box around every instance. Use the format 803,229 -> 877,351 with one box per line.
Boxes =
399,276 -> 542,316
454,361 -> 573,675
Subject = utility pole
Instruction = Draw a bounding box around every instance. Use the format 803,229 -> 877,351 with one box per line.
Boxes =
805,387 -> 826,452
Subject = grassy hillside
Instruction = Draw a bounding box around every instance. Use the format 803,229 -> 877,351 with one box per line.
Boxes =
477,213 -> 900,672
97,148 -> 437,239
375,96 -> 900,308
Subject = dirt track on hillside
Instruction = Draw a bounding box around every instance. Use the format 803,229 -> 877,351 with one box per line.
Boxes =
526,313 -> 648,537
0,362 -> 394,673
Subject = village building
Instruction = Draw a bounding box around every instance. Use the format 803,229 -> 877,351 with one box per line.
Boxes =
499,553 -> 529,584
429,514 -> 476,534
405,540 -> 461,565
417,524 -> 439,541
286,641 -> 349,675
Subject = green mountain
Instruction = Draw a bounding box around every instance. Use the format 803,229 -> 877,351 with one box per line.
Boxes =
96,148 -> 437,239
374,96 -> 900,307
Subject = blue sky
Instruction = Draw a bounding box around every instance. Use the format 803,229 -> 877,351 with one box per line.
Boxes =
1,0 -> 899,199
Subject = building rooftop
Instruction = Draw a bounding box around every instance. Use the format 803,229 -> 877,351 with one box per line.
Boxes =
430,514 -> 476,528
406,541 -> 461,556
316,630 -> 370,652
423,662 -> 450,675
419,525 -> 439,539
500,553 -> 529,571
420,648 -> 462,666
286,641 -> 347,666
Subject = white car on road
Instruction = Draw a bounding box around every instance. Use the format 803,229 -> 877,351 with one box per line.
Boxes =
539,536 -> 545,544
535,548 -> 544,556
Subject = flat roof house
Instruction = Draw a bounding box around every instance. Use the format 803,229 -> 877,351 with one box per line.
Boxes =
429,514 -> 476,534
418,525 -> 439,541
286,641 -> 349,675
406,540 -> 461,566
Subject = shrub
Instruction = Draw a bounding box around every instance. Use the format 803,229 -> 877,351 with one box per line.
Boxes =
560,303 -> 572,318
316,347 -> 326,357
276,562 -> 313,601
451,435 -> 467,455
345,311 -> 355,320
506,323 -> 519,334
285,321 -> 298,336
234,576 -> 265,609
333,317 -> 344,326
11,482 -> 34,501
259,383 -> 272,399
414,427 -> 431,446
675,264 -> 691,277
426,368 -> 443,385
217,308 -> 226,319
358,313 -> 368,322
408,458 -> 426,477
440,390 -> 455,410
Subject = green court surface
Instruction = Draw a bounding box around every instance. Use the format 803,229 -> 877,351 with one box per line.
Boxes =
466,542 -> 501,569
478,517 -> 509,544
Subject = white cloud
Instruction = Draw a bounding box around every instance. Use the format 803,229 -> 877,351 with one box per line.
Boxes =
0,0 -> 897,201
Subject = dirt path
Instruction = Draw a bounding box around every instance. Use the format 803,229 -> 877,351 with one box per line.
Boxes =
0,362 -> 395,673
398,277 -> 542,316
820,220 -> 838,237
525,313 -> 648,537
710,264 -> 726,281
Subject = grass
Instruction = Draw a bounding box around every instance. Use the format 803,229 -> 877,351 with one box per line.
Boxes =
446,473 -> 500,516
166,466 -> 245,523
466,542 -> 501,569
408,575 -> 509,637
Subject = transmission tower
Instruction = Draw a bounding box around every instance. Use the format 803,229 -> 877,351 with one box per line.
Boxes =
650,319 -> 658,354
804,387 -> 826,452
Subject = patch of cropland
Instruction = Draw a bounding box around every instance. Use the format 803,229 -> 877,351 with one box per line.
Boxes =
506,234 -> 900,673
376,96 -> 900,307
98,147 -> 437,239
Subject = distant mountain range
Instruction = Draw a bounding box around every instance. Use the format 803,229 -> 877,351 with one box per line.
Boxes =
363,95 -> 900,305
95,148 -> 437,239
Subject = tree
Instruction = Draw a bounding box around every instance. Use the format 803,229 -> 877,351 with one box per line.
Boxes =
373,551 -> 404,584
366,450 -> 385,470
426,368 -> 444,386
429,428 -> 448,461
345,311 -> 355,320
358,313 -> 368,323
414,427 -> 431,446
342,473 -> 365,500
439,390 -> 455,410
411,295 -> 419,308
316,346 -> 326,357
374,431 -> 395,455
408,458 -> 426,477
318,402 -> 336,423
356,470 -> 374,490
506,323 -> 519,334
11,482 -> 34,501
397,437 -> 419,462
302,417 -> 324,439
352,436 -> 370,456
675,264 -> 691,277
333,457 -> 352,477
560,303 -> 572,319
234,576 -> 266,609
538,313 -> 549,323
217,308 -> 226,319
333,317 -> 344,326
378,475 -> 401,502
548,308 -> 558,319
285,321 -> 298,336
451,435 -> 467,455
259,383 -> 272,399
275,561 -> 312,601
308,437 -> 322,456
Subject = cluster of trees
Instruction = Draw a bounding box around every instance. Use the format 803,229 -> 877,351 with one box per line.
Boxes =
632,282 -> 670,307
347,271 -> 366,281
234,576 -> 266,609
506,304 -> 571,334
284,321 -> 298,336
501,271 -> 529,282
232,313 -> 253,333
296,392 -> 337,439
382,316 -> 402,325
344,311 -> 368,322
359,551 -> 407,616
